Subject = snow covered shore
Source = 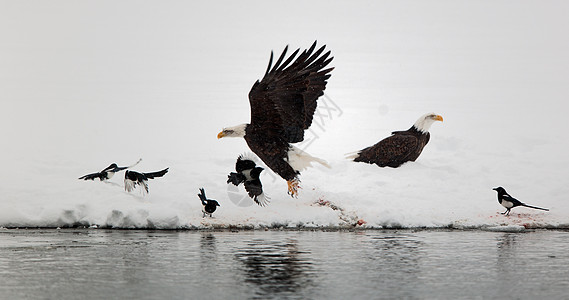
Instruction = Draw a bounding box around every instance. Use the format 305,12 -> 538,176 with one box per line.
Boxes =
1,1 -> 568,230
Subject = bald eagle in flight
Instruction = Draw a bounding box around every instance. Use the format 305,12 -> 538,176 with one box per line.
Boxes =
217,41 -> 333,197
348,113 -> 443,168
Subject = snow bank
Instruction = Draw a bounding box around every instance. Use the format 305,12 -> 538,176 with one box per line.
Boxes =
1,1 -> 568,230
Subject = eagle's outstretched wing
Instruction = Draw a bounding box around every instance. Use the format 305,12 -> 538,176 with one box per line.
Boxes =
248,41 -> 334,143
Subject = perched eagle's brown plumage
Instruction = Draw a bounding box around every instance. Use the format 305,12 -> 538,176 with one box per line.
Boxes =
349,113 -> 443,168
218,41 -> 334,197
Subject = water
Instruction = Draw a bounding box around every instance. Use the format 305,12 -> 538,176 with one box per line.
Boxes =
1,229 -> 568,299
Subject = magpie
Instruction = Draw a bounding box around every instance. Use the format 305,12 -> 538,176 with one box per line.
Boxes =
227,154 -> 270,206
124,167 -> 169,194
198,188 -> 220,217
493,187 -> 549,216
79,159 -> 142,181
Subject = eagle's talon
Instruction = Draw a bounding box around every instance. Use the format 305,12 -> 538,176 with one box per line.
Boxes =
287,179 -> 300,198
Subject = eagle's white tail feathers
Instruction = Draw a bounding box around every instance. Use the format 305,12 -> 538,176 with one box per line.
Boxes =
287,146 -> 331,171
344,151 -> 360,160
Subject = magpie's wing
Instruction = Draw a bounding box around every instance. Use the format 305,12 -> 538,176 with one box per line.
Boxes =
101,164 -> 118,173
253,193 -> 270,207
142,181 -> 149,193
227,172 -> 246,185
244,179 -> 263,198
503,194 -> 524,206
78,172 -> 102,180
236,157 -> 257,173
124,178 -> 136,192
143,168 -> 169,179
244,179 -> 269,206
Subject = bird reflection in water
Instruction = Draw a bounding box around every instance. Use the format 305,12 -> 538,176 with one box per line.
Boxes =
200,233 -> 217,268
367,234 -> 423,273
496,233 -> 520,294
361,233 -> 424,296
496,233 -> 519,269
234,238 -> 315,298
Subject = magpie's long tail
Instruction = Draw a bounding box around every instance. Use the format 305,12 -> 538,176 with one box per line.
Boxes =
198,188 -> 207,205
115,159 -> 143,172
522,204 -> 549,211
120,158 -> 142,170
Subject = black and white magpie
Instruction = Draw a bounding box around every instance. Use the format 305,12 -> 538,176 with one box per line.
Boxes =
198,188 -> 220,217
227,154 -> 270,206
493,187 -> 549,216
124,167 -> 169,194
79,159 -> 142,181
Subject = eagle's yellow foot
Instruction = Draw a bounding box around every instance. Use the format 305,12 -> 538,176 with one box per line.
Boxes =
287,179 -> 301,198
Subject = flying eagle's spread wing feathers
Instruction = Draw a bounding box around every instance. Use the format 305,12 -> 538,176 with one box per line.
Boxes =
248,41 -> 334,143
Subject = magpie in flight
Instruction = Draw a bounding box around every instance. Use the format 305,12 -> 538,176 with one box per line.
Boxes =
493,187 -> 549,216
124,167 -> 169,194
79,159 -> 142,181
198,188 -> 220,217
227,154 -> 270,206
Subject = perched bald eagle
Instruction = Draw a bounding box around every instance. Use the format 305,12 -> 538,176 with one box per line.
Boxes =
217,41 -> 333,197
348,113 -> 443,168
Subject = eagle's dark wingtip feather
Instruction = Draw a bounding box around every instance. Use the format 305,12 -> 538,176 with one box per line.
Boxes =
264,51 -> 274,76
308,40 -> 318,54
276,48 -> 300,73
271,45 -> 290,73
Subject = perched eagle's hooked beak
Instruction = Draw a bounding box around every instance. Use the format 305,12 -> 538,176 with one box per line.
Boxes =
217,131 -> 226,139
434,115 -> 444,122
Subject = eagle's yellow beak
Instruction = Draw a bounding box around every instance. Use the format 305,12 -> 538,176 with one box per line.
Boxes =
434,115 -> 443,122
217,131 -> 225,139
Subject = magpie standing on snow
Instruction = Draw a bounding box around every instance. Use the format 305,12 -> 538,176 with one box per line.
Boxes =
493,187 -> 549,216
227,154 -> 270,206
79,159 -> 142,181
198,188 -> 220,217
124,167 -> 169,194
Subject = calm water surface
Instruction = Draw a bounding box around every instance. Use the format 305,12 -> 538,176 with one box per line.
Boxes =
0,229 -> 568,299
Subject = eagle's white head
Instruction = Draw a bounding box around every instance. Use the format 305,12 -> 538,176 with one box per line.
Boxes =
217,124 -> 247,139
413,113 -> 443,133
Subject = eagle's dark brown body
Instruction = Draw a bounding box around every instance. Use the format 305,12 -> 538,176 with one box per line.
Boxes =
354,127 -> 430,168
245,127 -> 297,181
